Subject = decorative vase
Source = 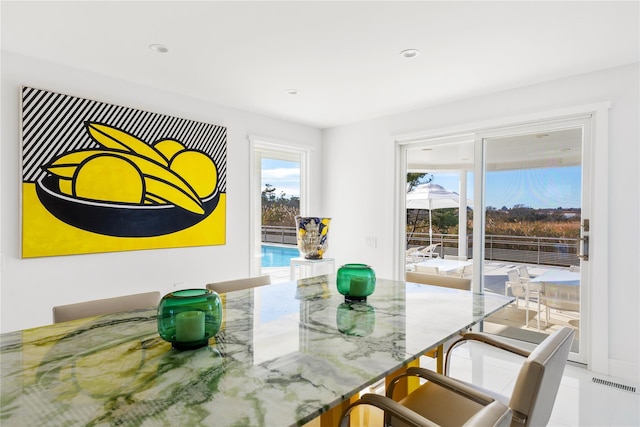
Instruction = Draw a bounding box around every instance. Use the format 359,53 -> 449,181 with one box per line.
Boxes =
336,302 -> 376,337
157,289 -> 222,350
336,264 -> 376,301
295,216 -> 331,259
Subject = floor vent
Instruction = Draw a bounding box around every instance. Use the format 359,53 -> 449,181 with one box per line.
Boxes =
592,377 -> 638,394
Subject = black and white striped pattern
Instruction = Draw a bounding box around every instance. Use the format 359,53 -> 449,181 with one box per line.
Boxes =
21,86 -> 227,192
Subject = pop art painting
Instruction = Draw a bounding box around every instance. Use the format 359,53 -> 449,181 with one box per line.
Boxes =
21,86 -> 227,258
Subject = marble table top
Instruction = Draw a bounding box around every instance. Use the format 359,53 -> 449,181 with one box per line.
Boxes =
0,276 -> 512,426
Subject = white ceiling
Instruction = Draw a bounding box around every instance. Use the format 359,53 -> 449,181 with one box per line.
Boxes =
2,1 -> 638,129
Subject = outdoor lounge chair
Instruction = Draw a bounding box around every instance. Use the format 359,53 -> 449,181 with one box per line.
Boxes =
405,246 -> 424,263
411,243 -> 441,261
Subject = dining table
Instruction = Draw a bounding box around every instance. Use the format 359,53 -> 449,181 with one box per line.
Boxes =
0,275 -> 513,427
529,268 -> 580,285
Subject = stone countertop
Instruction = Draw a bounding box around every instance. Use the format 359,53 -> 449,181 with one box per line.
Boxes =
0,276 -> 512,426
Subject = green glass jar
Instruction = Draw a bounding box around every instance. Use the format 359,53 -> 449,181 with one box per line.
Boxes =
336,302 -> 376,337
336,264 -> 376,301
157,289 -> 222,350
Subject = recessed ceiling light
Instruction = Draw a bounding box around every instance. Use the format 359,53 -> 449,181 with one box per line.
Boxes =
149,44 -> 169,53
400,49 -> 420,58
285,89 -> 300,95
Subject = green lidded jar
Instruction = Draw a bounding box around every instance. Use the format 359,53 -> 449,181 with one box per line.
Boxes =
157,289 -> 222,350
336,264 -> 376,301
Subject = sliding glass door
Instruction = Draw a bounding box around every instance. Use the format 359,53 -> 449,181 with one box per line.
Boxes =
402,117 -> 591,364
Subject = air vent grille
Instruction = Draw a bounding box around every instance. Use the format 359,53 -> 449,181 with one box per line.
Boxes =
592,377 -> 638,394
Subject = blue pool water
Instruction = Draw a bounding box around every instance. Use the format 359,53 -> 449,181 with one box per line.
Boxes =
261,245 -> 299,267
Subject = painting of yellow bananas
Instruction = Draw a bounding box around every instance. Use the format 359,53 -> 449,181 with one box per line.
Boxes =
21,87 -> 226,258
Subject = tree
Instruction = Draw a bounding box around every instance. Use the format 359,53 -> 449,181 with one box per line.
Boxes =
262,183 -> 276,203
406,173 -> 433,192
261,184 -> 300,226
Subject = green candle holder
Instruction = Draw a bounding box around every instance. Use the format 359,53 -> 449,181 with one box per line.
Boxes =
157,289 -> 222,350
336,264 -> 376,301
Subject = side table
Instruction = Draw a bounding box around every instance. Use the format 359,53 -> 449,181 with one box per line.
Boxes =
290,257 -> 336,280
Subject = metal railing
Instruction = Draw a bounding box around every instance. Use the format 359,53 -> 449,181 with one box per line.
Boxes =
262,225 -> 298,245
406,232 -> 579,267
263,226 -> 579,267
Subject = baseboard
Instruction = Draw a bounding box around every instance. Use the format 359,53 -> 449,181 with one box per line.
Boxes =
607,359 -> 640,386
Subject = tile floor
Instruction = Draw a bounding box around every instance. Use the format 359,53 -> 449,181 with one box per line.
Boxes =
424,341 -> 640,427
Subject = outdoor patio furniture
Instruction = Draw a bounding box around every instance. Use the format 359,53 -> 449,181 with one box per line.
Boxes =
505,268 -> 541,329
446,263 -> 473,278
530,269 -> 580,328
411,243 -> 441,261
405,246 -> 424,262
518,265 -> 532,280
415,265 -> 441,275
444,255 -> 468,261
540,283 -> 580,324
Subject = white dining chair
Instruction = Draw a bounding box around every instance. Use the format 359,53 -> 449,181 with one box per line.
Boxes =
52,291 -> 161,323
206,275 -> 271,294
341,327 -> 574,427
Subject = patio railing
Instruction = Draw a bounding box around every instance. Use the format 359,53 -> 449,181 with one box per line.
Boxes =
263,226 -> 579,267
407,232 -> 579,267
262,225 -> 298,245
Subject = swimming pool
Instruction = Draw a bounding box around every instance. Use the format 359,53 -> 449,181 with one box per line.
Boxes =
261,245 -> 299,267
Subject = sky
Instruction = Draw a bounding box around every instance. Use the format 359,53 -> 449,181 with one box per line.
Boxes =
430,166 -> 582,210
262,159 -> 582,210
261,158 -> 301,199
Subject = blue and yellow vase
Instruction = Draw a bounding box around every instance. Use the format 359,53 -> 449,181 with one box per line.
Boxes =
295,216 -> 331,259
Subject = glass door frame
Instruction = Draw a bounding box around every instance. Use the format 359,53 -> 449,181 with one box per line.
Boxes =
249,135 -> 310,277
394,103 -> 611,370
473,117 -> 591,364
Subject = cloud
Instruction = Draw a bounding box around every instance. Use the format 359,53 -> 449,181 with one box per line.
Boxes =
262,168 -> 300,180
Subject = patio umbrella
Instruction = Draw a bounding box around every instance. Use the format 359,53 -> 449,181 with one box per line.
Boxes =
406,183 -> 467,245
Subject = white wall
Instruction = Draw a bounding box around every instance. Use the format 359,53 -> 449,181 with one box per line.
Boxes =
0,52 -> 322,333
322,64 -> 639,382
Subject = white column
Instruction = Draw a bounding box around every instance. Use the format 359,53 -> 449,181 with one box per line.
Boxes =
458,171 -> 468,258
